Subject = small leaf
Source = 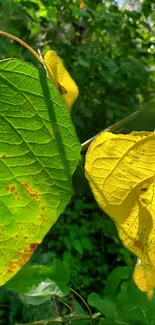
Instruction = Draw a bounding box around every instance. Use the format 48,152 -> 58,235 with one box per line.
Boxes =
85,131 -> 155,297
88,292 -> 116,317
44,50 -> 79,109
72,239 -> 83,254
73,298 -> 85,315
104,266 -> 132,296
19,294 -> 50,306
81,236 -> 92,250
6,259 -> 70,293
115,281 -> 155,325
19,280 -> 69,306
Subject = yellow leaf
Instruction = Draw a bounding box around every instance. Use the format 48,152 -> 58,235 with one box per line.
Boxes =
44,50 -> 79,110
85,131 -> 155,297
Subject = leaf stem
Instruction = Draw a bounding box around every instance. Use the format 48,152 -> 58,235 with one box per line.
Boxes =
54,297 -> 73,314
81,109 -> 140,152
0,31 -> 44,65
70,287 -> 92,318
15,314 -> 95,325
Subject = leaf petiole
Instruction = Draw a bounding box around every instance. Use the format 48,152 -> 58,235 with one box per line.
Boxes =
0,31 -> 44,64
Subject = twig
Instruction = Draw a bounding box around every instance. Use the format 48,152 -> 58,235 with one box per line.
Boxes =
54,296 -> 72,314
70,287 -> 92,318
81,109 -> 140,152
15,314 -> 95,325
0,31 -> 44,64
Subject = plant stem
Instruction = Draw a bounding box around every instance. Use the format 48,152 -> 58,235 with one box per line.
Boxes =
15,314 -> 94,325
0,31 -> 58,89
70,287 -> 92,318
0,31 -> 44,64
54,296 -> 72,314
81,109 -> 140,152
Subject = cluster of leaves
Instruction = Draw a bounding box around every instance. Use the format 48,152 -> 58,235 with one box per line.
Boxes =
34,189 -> 134,297
0,0 -> 155,324
1,256 -> 155,325
0,0 -> 155,142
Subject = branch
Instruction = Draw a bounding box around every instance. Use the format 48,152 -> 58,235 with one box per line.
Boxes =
0,31 -> 44,65
81,109 -> 140,152
15,314 -> 98,325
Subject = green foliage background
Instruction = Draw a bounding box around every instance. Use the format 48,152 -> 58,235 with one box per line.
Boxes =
0,0 -> 155,324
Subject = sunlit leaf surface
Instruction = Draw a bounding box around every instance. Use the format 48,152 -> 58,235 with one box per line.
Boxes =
0,59 -> 80,285
85,131 -> 155,297
44,50 -> 79,110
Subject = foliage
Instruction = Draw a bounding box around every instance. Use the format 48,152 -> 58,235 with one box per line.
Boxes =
0,0 -> 155,141
0,0 -> 155,324
36,192 -> 133,297
88,279 -> 155,325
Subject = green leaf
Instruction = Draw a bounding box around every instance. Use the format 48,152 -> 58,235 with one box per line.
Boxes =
103,267 -> 133,296
73,298 -> 85,315
81,236 -> 92,250
71,299 -> 89,325
19,293 -> 50,306
115,282 -> 155,325
72,239 -> 83,254
5,258 -> 70,293
88,293 -> 116,317
0,59 -> 80,285
90,282 -> 155,325
19,279 -> 69,306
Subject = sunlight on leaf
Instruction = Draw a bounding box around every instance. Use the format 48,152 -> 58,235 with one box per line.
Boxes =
0,59 -> 80,285
85,131 -> 155,298
44,50 -> 79,110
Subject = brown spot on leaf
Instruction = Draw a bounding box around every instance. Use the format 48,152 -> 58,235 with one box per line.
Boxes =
141,187 -> 148,192
22,182 -> 40,202
7,262 -> 19,274
5,185 -> 19,198
58,83 -> 67,94
141,198 -> 147,204
6,185 -> 13,192
20,243 -> 39,263
30,243 -> 39,251
134,240 -> 144,251
38,214 -> 47,222
8,242 -> 40,273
